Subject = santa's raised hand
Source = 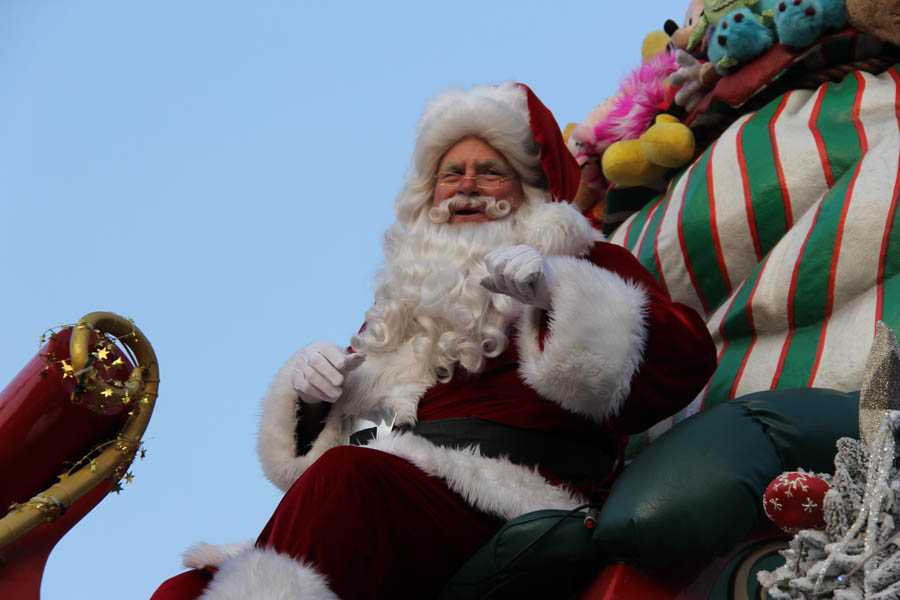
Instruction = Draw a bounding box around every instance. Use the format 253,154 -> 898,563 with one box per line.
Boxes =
291,341 -> 365,403
481,245 -> 555,310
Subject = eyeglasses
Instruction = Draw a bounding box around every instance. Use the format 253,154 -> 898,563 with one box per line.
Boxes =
435,172 -> 518,190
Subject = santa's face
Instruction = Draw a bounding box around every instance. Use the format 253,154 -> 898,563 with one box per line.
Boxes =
432,136 -> 524,225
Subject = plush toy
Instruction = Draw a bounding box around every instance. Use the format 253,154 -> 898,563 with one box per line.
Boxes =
599,58 -> 697,187
664,0 -> 707,53
642,30 -> 674,61
567,38 -> 675,196
602,114 -> 696,187
707,7 -> 777,73
566,97 -> 619,218
845,0 -> 900,46
688,0 -> 772,51
666,0 -> 724,112
641,114 -> 696,167
568,29 -> 698,205
687,0 -> 852,75
670,50 -> 721,112
773,0 -> 847,48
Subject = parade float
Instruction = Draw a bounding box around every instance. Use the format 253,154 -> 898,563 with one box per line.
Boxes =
440,0 -> 900,596
2,0 -> 900,598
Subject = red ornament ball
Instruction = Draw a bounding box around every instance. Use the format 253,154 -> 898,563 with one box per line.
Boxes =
763,471 -> 830,533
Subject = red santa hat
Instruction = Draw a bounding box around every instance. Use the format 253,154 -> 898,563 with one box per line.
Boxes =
412,82 -> 581,203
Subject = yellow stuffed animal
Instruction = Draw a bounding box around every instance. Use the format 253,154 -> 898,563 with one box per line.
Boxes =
603,114 -> 695,187
599,26 -> 697,188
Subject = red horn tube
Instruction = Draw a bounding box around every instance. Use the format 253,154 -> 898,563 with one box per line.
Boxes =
0,328 -> 133,600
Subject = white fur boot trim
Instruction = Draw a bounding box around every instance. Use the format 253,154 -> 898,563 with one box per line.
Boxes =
182,540 -> 254,570
199,546 -> 338,600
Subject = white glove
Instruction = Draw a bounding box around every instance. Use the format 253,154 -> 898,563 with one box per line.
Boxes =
291,341 -> 365,404
670,50 -> 706,113
481,245 -> 555,310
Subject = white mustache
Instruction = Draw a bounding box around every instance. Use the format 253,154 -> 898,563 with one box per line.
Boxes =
428,194 -> 512,224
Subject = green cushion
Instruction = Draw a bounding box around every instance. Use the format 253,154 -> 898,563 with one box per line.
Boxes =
592,388 -> 859,567
437,509 -> 602,600
442,388 -> 859,598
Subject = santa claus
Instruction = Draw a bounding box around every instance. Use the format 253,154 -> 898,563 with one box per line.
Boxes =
151,82 -> 716,600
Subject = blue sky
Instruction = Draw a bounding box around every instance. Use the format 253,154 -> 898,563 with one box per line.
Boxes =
1,1 -> 678,597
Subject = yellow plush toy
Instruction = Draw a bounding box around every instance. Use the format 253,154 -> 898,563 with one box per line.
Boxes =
598,27 -> 696,188
566,28 -> 698,224
603,114 -> 695,187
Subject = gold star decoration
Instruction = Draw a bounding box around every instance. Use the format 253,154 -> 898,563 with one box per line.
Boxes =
89,459 -> 97,473
111,482 -> 123,494
93,347 -> 110,361
112,357 -> 124,366
61,361 -> 74,379
124,472 -> 134,484
101,388 -> 114,398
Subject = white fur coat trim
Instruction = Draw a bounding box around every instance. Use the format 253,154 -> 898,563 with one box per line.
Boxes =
365,431 -> 586,521
197,546 -> 337,600
517,255 -> 649,422
257,350 -> 357,492
516,200 -> 598,258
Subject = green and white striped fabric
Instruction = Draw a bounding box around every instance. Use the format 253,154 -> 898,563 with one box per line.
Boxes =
608,63 -> 900,449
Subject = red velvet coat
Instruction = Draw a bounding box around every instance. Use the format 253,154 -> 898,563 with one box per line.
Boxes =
257,201 -> 716,521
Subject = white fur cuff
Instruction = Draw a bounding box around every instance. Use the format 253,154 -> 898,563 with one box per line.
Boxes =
257,352 -> 352,492
199,546 -> 338,600
517,256 -> 649,422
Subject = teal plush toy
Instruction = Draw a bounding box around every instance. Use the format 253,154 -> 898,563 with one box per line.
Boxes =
702,0 -> 848,74
707,7 -> 777,73
773,0 -> 848,48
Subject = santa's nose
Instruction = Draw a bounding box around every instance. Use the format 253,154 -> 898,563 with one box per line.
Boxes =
459,174 -> 479,194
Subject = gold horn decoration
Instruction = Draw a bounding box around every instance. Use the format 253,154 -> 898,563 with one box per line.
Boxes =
0,312 -> 159,551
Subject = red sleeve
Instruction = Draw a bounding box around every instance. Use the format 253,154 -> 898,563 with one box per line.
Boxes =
588,242 -> 716,434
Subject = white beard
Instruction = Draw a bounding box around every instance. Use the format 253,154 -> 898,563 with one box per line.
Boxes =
351,200 -> 538,382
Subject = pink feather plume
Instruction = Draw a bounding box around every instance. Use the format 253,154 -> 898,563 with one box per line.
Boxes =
591,52 -> 677,150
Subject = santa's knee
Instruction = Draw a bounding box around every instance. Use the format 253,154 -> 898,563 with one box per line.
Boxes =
285,446 -> 395,503
259,446 -> 401,549
307,445 -> 388,479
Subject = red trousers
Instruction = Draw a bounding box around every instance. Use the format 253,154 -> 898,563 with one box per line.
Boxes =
150,446 -> 503,599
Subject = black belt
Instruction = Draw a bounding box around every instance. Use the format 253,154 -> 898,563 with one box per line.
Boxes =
350,417 -> 616,484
